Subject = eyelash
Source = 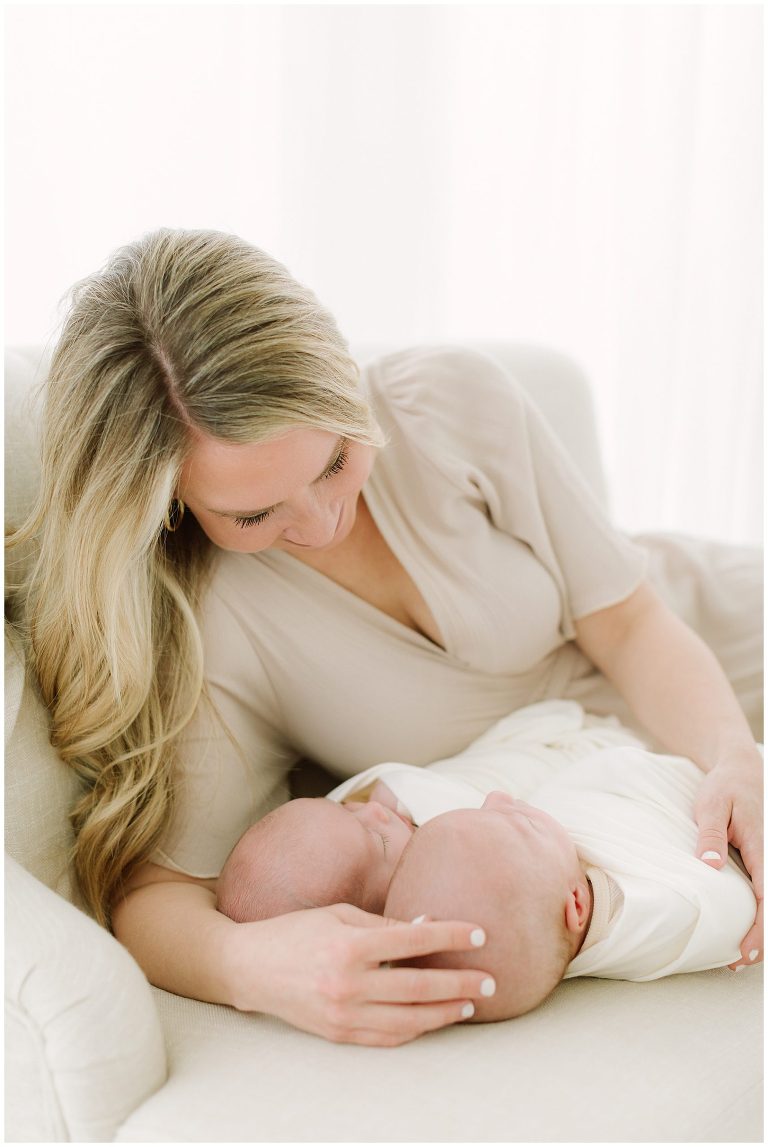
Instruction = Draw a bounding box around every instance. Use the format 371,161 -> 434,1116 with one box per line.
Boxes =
234,443 -> 350,529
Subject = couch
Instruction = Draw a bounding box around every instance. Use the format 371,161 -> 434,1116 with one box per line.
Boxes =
5,341 -> 763,1142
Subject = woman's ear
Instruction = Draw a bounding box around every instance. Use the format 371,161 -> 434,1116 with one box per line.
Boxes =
564,879 -> 592,936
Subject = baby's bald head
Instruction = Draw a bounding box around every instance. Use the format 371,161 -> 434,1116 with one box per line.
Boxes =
384,802 -> 586,1020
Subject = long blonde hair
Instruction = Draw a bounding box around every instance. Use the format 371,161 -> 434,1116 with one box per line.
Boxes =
9,229 -> 382,927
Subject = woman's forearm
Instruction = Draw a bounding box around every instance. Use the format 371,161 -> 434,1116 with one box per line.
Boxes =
111,869 -> 494,1045
112,879 -> 243,1008
574,582 -> 761,773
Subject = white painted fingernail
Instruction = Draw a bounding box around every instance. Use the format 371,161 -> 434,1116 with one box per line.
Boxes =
749,949 -> 759,961
480,978 -> 496,997
411,915 -> 426,924
734,964 -> 745,971
701,850 -> 722,861
461,1003 -> 475,1019
470,928 -> 486,947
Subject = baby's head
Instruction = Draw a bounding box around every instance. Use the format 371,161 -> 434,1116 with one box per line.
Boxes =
384,791 -> 593,1020
217,795 -> 414,921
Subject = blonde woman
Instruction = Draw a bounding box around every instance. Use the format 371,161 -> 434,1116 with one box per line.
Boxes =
11,229 -> 762,1045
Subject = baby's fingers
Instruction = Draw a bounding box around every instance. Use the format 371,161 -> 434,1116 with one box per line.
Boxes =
360,918 -> 487,964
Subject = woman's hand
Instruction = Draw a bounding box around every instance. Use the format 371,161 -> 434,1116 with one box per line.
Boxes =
226,902 -> 493,1046
693,753 -> 764,968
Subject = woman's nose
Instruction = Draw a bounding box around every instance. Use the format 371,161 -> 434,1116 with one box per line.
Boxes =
281,500 -> 340,547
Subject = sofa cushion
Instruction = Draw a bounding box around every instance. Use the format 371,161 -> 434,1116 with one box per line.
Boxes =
5,857 -> 167,1143
5,621 -> 82,906
112,964 -> 762,1142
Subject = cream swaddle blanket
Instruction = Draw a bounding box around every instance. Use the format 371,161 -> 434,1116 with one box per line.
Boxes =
328,701 -> 756,980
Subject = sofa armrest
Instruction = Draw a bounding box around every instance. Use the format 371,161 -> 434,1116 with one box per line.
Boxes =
5,856 -> 168,1142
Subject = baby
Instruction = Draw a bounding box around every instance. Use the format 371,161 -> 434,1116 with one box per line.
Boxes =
217,778 -> 415,921
385,792 -> 590,1020
217,783 -> 591,1021
216,702 -> 757,1021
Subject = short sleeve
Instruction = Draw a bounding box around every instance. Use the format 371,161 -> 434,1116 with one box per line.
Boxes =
374,346 -> 648,639
149,561 -> 299,878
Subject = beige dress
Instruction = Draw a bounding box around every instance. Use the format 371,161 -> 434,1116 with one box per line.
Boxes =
151,346 -> 762,877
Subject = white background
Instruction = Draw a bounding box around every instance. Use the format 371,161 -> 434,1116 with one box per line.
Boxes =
5,4 -> 763,543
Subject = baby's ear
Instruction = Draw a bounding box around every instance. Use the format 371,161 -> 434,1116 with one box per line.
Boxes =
564,880 -> 591,935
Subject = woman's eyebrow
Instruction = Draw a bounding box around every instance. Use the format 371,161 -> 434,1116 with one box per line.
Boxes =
210,436 -> 345,518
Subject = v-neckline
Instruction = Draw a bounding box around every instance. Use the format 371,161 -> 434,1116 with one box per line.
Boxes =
267,468 -> 449,655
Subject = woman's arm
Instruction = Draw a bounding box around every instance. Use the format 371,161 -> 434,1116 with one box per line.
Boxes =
112,863 -> 493,1045
573,581 -> 759,770
573,580 -> 763,966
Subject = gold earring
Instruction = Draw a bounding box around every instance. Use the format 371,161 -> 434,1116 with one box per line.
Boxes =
164,498 -> 186,532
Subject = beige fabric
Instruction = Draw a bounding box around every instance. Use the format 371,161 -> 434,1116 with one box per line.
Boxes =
563,531 -> 764,744
154,347 -> 649,877
5,857 -> 168,1143
112,965 -> 762,1143
580,865 -> 622,953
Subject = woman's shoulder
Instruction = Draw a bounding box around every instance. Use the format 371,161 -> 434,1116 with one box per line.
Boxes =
362,343 -> 520,403
361,343 -> 527,450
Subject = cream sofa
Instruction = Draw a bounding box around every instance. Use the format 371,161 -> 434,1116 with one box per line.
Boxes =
5,342 -> 763,1143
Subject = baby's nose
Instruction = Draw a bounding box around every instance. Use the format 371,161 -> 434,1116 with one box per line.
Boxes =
359,800 -> 390,827
482,791 -> 518,812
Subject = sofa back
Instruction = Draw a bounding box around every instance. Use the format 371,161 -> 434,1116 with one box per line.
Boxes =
5,346 -> 52,615
5,346 -> 80,904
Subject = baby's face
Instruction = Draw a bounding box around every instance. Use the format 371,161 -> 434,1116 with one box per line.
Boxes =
298,796 -> 415,912
477,790 -> 581,882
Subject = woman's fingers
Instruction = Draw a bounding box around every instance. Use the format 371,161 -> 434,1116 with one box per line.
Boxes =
356,916 -> 487,964
363,965 -> 495,1004
693,785 -> 731,868
327,1001 -> 478,1047
729,896 -> 763,970
693,761 -> 763,968
326,902 -> 487,964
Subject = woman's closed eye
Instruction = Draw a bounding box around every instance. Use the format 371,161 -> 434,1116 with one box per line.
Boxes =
234,508 -> 275,529
234,442 -> 350,529
323,443 -> 349,479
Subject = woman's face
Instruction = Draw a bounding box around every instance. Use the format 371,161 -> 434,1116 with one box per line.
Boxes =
178,427 -> 375,554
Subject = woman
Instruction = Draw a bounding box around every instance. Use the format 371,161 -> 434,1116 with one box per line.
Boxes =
11,229 -> 762,1046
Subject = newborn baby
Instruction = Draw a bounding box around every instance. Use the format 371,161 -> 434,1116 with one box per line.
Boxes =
219,701 -> 628,921
216,702 -> 757,1021
383,792 -> 592,1020
217,782 -> 592,1021
217,778 -> 415,921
